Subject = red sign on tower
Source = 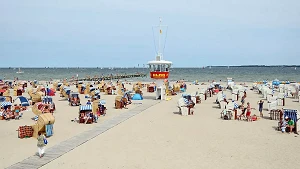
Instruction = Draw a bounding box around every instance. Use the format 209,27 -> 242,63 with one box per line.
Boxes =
150,72 -> 169,79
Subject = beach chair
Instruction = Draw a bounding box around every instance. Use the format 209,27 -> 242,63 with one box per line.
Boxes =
17,125 -> 34,139
277,109 -> 298,133
177,98 -> 188,116
267,101 -> 277,111
226,102 -> 234,119
279,84 -> 284,93
220,102 -> 234,120
217,93 -> 225,109
199,88 -> 206,101
115,96 -> 124,109
269,109 -> 281,120
79,105 -> 93,124
231,89 -> 238,101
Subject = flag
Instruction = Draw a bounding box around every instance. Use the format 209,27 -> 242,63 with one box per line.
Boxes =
160,29 -> 162,34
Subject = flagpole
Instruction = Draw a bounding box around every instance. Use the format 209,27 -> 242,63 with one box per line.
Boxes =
158,17 -> 162,60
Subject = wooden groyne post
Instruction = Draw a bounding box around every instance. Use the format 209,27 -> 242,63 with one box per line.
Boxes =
78,73 -> 147,81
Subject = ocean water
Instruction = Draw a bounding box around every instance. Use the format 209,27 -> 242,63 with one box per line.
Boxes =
0,67 -> 299,82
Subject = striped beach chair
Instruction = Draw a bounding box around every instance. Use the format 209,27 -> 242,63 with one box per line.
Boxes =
280,109 -> 298,133
79,105 -> 93,124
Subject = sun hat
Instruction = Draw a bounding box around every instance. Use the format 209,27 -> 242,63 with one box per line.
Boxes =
285,116 -> 289,119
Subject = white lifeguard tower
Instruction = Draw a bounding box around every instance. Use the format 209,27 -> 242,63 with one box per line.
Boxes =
148,18 -> 172,100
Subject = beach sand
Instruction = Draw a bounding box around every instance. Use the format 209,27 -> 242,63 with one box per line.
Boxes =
1,81 -> 300,169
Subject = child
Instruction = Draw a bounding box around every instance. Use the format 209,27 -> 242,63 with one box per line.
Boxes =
252,114 -> 258,121
281,117 -> 288,133
258,100 -> 264,117
246,102 -> 252,122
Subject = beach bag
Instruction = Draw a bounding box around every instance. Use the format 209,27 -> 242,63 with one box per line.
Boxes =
44,138 -> 48,145
224,115 -> 229,120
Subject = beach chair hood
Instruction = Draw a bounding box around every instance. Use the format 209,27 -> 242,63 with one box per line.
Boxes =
79,105 -> 92,111
14,96 -> 30,106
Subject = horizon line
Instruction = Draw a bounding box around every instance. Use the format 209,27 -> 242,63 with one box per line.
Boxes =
0,65 -> 300,69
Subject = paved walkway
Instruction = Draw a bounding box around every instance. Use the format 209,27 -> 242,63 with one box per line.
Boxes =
6,100 -> 160,169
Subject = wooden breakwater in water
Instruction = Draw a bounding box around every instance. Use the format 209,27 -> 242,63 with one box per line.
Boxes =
77,73 -> 147,81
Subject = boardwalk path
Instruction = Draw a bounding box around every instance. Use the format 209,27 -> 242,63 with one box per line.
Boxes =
7,100 -> 160,169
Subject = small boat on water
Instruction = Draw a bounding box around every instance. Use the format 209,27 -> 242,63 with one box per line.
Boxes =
16,68 -> 24,74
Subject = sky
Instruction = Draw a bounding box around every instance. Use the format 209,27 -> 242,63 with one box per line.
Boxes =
0,0 -> 300,67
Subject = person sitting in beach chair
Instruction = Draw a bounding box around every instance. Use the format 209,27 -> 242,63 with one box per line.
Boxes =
4,108 -> 14,120
43,105 -> 50,114
49,102 -> 55,113
13,104 -> 21,119
122,97 -> 128,109
286,117 -> 295,134
125,93 -> 132,104
280,117 -> 288,133
97,104 -> 107,116
85,112 -> 93,124
0,107 -> 4,120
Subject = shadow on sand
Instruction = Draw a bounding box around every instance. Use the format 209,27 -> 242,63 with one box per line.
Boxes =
173,111 -> 181,115
212,105 -> 220,109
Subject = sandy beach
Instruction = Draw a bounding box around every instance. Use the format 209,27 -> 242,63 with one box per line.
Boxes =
1,80 -> 300,169
2,1 -> 300,168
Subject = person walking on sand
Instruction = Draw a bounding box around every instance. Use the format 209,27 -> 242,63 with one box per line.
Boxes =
37,131 -> 47,158
258,100 -> 264,117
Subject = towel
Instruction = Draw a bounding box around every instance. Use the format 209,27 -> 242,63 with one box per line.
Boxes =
45,124 -> 53,137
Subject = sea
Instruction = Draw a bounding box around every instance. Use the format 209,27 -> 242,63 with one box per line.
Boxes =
0,67 -> 299,82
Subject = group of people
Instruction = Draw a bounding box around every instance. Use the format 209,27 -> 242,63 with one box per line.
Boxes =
235,91 -> 297,134
79,111 -> 98,124
41,102 -> 55,114
236,102 -> 257,122
232,91 -> 261,122
74,100 -> 107,124
0,104 -> 26,120
280,116 -> 295,133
